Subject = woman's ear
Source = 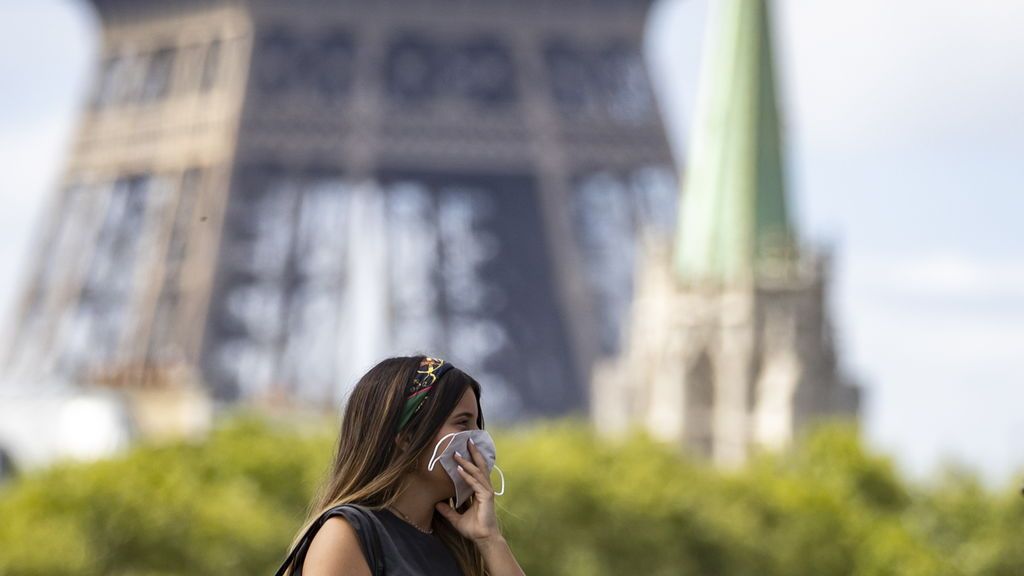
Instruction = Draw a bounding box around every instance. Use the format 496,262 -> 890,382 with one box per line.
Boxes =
395,433 -> 411,453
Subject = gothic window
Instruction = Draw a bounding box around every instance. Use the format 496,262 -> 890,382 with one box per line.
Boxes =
686,352 -> 715,456
385,35 -> 439,104
316,32 -> 355,101
139,47 -> 176,103
199,39 -> 222,92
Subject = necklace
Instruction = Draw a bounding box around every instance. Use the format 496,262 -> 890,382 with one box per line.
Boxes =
387,505 -> 434,534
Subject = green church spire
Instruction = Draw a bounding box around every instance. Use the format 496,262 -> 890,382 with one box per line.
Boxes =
674,0 -> 796,285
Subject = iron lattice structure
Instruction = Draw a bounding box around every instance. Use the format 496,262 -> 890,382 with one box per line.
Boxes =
4,0 -> 676,422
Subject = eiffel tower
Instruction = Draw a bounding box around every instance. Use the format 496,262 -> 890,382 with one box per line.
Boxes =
3,0 -> 676,422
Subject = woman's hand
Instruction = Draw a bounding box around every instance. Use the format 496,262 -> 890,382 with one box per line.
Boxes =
435,439 -> 526,576
433,438 -> 502,546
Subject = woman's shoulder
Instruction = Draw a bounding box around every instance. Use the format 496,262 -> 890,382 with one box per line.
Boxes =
302,514 -> 373,576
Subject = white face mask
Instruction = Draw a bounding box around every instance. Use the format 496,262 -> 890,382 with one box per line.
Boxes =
427,429 -> 506,508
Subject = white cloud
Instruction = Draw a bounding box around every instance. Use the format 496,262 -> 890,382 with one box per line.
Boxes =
859,253 -> 1024,300
842,251 -> 1024,377
779,0 -> 1024,148
836,251 -> 1024,483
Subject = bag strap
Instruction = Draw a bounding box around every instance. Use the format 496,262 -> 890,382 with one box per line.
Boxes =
275,503 -> 386,576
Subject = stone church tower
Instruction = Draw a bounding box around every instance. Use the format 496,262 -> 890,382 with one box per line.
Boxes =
3,0 -> 677,423
591,0 -> 860,466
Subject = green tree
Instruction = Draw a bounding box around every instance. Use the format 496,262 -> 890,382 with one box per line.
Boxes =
0,414 -> 1020,576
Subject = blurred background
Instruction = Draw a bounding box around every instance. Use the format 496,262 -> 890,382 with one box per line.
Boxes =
0,0 -> 1021,574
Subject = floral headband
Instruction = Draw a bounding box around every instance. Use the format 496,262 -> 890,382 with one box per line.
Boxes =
398,357 -> 454,431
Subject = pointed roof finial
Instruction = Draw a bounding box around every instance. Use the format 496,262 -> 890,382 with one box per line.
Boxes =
674,0 -> 796,285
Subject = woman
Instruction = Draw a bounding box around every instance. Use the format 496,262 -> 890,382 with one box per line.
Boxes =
277,355 -> 526,576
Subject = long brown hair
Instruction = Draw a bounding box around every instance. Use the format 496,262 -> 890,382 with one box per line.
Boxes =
283,355 -> 488,576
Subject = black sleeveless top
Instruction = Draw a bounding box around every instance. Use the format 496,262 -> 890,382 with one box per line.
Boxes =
277,503 -> 464,576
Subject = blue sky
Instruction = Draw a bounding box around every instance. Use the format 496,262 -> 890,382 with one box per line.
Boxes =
1,0 -> 1022,484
